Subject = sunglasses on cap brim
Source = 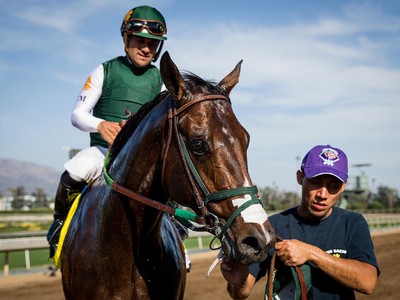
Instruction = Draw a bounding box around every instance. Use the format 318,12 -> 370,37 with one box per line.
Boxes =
125,18 -> 166,36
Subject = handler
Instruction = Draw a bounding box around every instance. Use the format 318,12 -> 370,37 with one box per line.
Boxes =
221,145 -> 380,299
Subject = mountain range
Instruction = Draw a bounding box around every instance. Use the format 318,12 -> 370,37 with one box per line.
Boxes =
0,159 -> 61,197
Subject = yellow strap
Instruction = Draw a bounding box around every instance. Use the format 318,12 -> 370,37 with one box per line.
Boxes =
52,193 -> 82,268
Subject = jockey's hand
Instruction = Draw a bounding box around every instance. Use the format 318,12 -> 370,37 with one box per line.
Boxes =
97,120 -> 122,146
119,120 -> 127,128
275,239 -> 310,267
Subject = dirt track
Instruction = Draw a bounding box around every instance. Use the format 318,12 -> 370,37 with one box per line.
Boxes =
0,229 -> 399,299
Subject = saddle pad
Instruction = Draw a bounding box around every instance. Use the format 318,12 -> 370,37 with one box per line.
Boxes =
52,193 -> 82,268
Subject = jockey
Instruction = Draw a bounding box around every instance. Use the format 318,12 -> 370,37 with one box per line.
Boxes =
47,5 -> 167,258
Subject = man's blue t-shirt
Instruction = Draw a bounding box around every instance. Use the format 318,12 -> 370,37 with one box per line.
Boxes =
250,207 -> 379,299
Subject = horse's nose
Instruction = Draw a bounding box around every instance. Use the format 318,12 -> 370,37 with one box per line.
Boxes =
242,235 -> 264,254
238,228 -> 275,263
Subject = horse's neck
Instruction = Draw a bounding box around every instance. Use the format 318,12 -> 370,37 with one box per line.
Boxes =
109,98 -> 169,188
105,98 -> 170,239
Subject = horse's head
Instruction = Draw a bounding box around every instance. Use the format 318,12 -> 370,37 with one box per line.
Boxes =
160,52 -> 275,263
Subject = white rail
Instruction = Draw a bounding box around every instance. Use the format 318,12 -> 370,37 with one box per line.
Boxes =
1,213 -> 399,277
0,236 -> 48,276
0,231 -> 210,277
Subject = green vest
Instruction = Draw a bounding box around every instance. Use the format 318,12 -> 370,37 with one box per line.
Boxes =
90,56 -> 162,148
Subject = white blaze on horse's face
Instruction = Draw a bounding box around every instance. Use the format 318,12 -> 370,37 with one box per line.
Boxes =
231,180 -> 269,227
232,195 -> 269,226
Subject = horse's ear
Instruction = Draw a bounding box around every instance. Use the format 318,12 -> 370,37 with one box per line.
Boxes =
218,60 -> 243,96
160,51 -> 186,100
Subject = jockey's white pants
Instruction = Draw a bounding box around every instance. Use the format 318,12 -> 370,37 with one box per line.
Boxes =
64,146 -> 108,183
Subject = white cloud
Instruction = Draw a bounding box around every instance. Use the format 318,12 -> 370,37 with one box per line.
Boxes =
164,4 -> 400,190
6,0 -> 125,32
1,1 -> 399,191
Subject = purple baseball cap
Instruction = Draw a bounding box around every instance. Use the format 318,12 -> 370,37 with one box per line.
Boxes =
301,145 -> 348,183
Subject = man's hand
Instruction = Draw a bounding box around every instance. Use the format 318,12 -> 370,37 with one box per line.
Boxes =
220,259 -> 255,299
97,120 -> 125,146
275,239 -> 311,266
220,259 -> 249,288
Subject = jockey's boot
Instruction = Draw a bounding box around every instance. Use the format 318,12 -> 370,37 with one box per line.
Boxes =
47,171 -> 86,258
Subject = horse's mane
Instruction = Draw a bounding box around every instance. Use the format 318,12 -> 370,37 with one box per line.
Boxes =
109,91 -> 167,162
109,72 -> 229,163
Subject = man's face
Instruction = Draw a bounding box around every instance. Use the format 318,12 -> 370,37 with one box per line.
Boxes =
297,171 -> 346,220
126,35 -> 159,68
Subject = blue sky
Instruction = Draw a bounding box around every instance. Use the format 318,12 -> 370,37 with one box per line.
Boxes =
1,0 -> 399,193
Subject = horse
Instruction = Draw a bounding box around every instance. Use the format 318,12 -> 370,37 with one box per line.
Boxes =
60,51 -> 275,299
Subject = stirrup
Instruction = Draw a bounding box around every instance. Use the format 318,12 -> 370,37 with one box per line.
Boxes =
47,220 -> 64,246
47,220 -> 64,259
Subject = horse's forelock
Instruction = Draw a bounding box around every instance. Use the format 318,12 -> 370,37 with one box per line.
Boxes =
182,72 -> 227,98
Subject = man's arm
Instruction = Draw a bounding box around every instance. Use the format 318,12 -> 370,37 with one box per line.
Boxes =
220,260 -> 257,299
71,64 -> 124,145
275,239 -> 378,294
71,64 -> 104,132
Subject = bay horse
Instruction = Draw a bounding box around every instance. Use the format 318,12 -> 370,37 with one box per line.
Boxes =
60,51 -> 275,299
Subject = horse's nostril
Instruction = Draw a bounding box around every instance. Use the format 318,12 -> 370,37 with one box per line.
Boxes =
242,236 -> 262,253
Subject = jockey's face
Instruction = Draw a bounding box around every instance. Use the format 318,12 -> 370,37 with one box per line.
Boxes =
126,35 -> 159,68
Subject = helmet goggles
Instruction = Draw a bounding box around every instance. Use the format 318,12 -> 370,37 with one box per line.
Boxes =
126,18 -> 166,37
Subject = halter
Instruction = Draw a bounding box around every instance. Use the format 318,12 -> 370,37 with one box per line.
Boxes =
104,93 -> 262,247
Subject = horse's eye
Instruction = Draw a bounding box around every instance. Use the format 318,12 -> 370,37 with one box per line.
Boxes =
190,140 -> 207,155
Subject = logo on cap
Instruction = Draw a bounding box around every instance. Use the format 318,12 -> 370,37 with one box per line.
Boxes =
319,148 -> 340,167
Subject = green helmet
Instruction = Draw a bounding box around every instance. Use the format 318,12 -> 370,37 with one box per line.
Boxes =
120,6 -> 167,41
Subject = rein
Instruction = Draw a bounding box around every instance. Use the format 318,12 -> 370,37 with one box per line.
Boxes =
103,93 -> 262,245
267,237 -> 307,300
103,153 -> 205,225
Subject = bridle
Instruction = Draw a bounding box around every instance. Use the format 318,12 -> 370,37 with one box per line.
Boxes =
104,93 -> 262,246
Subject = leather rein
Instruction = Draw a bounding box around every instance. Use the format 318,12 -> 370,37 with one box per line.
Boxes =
104,93 -> 262,240
267,237 -> 307,300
